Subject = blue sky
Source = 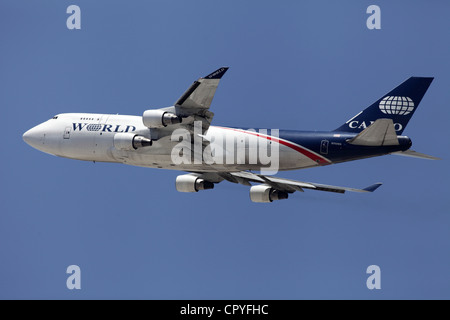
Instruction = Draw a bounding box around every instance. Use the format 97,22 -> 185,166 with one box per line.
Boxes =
1,0 -> 449,299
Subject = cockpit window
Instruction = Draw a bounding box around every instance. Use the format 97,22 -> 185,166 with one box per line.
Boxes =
52,116 -> 58,119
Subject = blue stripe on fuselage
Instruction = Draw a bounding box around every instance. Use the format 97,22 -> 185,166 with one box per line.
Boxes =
278,130 -> 411,163
225,127 -> 411,164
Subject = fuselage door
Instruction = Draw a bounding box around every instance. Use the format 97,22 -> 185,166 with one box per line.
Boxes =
320,140 -> 329,154
63,126 -> 71,139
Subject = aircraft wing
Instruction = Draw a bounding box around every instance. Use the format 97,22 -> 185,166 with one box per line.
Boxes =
218,171 -> 382,194
173,67 -> 229,133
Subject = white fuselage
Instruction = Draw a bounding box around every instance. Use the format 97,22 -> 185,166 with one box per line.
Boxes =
23,113 -> 326,172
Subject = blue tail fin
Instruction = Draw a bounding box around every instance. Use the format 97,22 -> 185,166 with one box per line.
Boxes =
334,77 -> 433,134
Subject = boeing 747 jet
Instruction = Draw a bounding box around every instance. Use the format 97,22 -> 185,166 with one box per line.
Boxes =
23,67 -> 438,202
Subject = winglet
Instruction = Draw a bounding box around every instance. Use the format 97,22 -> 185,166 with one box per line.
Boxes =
363,183 -> 383,192
204,67 -> 229,80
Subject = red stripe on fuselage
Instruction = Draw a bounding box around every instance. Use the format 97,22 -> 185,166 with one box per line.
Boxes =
216,127 -> 331,165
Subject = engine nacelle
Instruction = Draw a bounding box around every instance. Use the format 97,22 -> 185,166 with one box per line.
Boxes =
176,174 -> 214,193
250,185 -> 289,203
114,133 -> 152,151
142,109 -> 182,128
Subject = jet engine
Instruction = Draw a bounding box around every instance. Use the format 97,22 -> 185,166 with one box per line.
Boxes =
113,132 -> 152,151
143,109 -> 182,128
176,174 -> 214,193
249,185 -> 289,203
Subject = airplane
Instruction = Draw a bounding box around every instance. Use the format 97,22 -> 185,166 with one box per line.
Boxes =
23,67 -> 439,202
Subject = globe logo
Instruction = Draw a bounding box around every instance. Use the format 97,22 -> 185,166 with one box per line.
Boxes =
86,124 -> 102,131
379,96 -> 414,115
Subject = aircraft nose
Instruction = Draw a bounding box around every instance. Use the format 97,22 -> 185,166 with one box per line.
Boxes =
23,125 -> 45,149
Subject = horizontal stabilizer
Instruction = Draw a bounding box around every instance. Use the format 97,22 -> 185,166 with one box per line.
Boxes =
348,119 -> 399,146
391,149 -> 441,160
